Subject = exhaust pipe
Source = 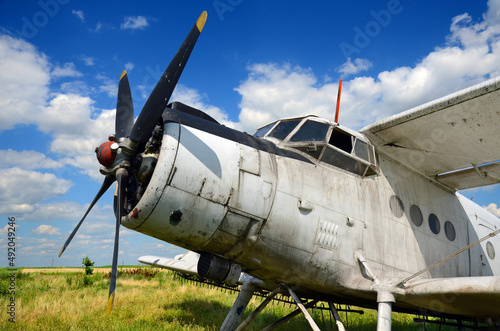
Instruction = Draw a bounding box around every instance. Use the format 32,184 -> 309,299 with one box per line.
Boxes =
197,252 -> 241,285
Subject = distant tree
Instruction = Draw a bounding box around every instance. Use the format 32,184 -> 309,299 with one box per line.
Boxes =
82,256 -> 95,275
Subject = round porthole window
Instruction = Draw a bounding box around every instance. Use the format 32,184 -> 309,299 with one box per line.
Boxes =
428,213 -> 440,234
486,241 -> 496,260
410,205 -> 423,227
444,221 -> 456,241
390,195 -> 404,218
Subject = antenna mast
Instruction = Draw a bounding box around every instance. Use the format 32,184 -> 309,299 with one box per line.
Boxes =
335,78 -> 343,124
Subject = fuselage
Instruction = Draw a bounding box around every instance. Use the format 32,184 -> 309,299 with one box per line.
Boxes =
122,104 -> 500,313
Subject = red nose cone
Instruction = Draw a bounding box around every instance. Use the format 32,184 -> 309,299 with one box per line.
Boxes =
96,141 -> 116,167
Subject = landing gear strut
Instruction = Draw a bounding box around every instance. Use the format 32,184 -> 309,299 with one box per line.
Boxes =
222,282 -> 347,331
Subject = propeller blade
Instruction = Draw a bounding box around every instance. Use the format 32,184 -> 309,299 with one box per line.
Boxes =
129,11 -> 207,144
58,175 -> 115,257
107,168 -> 128,314
115,70 -> 134,139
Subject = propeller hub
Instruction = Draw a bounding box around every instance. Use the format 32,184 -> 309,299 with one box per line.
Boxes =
96,141 -> 117,167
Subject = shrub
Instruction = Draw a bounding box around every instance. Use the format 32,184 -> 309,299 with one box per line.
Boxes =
83,275 -> 93,287
82,256 -> 95,275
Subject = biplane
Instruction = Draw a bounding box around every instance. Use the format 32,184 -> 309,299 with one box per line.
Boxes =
59,11 -> 500,330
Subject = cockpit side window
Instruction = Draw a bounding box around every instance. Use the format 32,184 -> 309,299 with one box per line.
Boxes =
289,120 -> 329,142
321,127 -> 377,176
329,129 -> 353,153
322,147 -> 367,176
353,139 -> 375,163
267,120 -> 302,141
254,123 -> 276,138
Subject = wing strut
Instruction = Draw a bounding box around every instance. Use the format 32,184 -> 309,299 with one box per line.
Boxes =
397,227 -> 500,286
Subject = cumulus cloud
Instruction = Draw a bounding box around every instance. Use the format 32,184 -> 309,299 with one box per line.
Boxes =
338,58 -> 373,76
121,16 -> 149,30
0,168 -> 73,214
96,73 -> 117,97
21,201 -> 111,223
31,224 -> 61,236
172,84 -> 238,129
484,203 -> 500,217
236,63 -> 340,131
235,1 -> 500,131
81,55 -> 95,66
0,34 -> 50,131
0,150 -> 63,170
52,62 -> 83,78
34,93 -> 114,180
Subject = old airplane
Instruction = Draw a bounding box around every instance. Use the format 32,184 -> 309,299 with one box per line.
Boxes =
58,11 -> 500,330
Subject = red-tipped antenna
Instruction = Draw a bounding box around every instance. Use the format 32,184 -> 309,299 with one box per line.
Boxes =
334,78 -> 343,124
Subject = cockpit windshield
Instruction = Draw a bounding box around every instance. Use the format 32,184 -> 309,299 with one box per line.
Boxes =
289,120 -> 329,142
265,120 -> 301,141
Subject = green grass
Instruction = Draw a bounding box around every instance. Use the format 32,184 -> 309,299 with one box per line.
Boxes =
0,267 -> 472,330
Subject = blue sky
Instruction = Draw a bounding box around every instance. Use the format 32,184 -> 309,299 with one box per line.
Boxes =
0,0 -> 499,267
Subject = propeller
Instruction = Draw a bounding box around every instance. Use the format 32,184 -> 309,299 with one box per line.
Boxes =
58,175 -> 115,257
130,10 -> 207,145
107,167 -> 128,313
58,11 -> 208,313
115,70 -> 134,139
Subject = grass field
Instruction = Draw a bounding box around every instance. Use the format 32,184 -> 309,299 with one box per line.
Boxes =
0,267 -> 469,330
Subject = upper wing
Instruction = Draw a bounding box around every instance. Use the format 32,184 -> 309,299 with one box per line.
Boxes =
360,76 -> 500,190
400,276 -> 500,318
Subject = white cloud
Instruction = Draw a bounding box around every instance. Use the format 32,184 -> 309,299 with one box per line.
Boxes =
0,34 -> 50,131
338,58 -> 373,76
96,73 -> 117,97
52,62 -> 83,78
484,203 -> 500,217
0,149 -> 63,170
235,2 -> 500,131
121,16 -> 149,30
21,201 -> 111,223
81,55 -> 95,66
0,38 -> 106,182
72,10 -> 85,22
236,63 -> 339,131
31,224 -> 61,236
33,92 -> 114,180
59,80 -> 91,95
125,62 -> 134,71
172,84 -> 238,129
0,168 -> 73,214
91,21 -> 103,33
37,93 -> 96,136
